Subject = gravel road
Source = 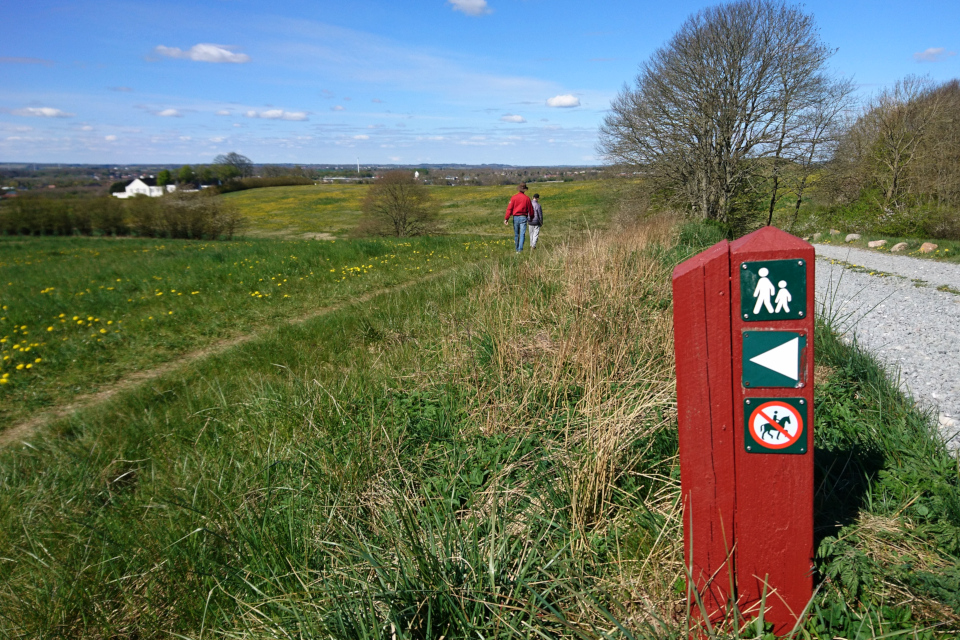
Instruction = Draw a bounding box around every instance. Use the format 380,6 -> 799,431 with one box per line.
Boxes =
813,244 -> 960,447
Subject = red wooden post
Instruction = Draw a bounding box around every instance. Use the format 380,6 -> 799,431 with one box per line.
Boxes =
672,227 -> 815,636
730,227 -> 814,634
672,240 -> 736,624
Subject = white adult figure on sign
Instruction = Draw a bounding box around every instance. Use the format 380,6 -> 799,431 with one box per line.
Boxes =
774,280 -> 792,313
753,267 -> 776,314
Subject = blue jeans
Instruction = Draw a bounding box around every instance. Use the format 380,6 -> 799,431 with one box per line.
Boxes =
513,215 -> 528,252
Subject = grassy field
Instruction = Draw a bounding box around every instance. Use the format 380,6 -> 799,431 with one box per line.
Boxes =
224,180 -> 614,237
1,216 -> 958,638
0,234 -> 509,427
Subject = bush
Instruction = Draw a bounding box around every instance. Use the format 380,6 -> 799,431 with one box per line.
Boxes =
0,195 -> 125,236
0,192 -> 243,239
355,171 -> 438,237
127,191 -> 244,239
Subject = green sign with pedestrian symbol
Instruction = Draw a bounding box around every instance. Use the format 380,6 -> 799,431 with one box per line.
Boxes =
742,331 -> 807,388
740,260 -> 807,322
744,397 -> 808,454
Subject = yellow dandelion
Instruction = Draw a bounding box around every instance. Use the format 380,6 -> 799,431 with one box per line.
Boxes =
16,364 -> 24,370
34,358 -> 41,363
0,379 -> 7,385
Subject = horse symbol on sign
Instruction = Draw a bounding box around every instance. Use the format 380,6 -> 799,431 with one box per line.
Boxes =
746,400 -> 805,451
760,410 -> 792,441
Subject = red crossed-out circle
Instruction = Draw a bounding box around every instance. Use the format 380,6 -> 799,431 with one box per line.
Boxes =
748,401 -> 804,450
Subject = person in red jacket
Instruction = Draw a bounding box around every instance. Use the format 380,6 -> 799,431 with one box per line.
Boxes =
504,182 -> 533,253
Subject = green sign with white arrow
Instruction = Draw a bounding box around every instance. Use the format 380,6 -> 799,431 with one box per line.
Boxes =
742,330 -> 807,388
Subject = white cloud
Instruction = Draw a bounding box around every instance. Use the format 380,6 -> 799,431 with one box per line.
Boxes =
80,125 -> 93,131
12,107 -> 74,118
180,136 -> 192,141
448,0 -> 491,16
500,114 -> 526,123
353,134 -> 370,140
210,136 -> 226,143
216,110 -> 231,116
104,135 -> 117,141
245,109 -> 309,121
547,94 -> 581,108
914,47 -> 957,63
154,43 -> 251,64
332,105 -> 345,111
157,108 -> 182,117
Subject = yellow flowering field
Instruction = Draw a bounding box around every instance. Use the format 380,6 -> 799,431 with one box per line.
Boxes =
225,180 -> 614,236
0,234 -> 508,426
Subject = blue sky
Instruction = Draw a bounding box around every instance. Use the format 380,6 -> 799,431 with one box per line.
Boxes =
1,0 -> 958,166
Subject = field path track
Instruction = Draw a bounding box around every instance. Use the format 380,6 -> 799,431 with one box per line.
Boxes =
0,272 -> 447,449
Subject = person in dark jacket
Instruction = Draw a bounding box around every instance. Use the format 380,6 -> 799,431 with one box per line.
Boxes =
504,182 -> 533,253
529,193 -> 543,249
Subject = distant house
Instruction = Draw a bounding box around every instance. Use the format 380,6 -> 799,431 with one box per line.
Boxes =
112,177 -> 176,199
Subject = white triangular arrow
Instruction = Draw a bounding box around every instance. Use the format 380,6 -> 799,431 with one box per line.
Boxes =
749,337 -> 799,381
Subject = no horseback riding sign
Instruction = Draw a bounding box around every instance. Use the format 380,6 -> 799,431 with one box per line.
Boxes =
744,398 -> 807,454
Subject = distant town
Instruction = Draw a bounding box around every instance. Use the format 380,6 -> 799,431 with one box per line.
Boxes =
0,163 -> 609,200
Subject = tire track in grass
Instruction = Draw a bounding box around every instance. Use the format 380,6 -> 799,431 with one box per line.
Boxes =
0,271 -> 451,448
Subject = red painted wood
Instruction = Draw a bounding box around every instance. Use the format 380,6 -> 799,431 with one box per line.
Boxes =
729,227 -> 815,634
673,240 -> 736,625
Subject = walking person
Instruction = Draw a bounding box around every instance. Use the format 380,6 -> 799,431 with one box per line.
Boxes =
504,182 -> 533,253
529,193 -> 543,250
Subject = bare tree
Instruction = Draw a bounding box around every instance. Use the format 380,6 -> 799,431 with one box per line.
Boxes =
868,77 -> 942,210
213,152 -> 254,179
357,171 -> 438,237
917,80 -> 960,209
783,77 -> 856,229
599,0 -> 843,227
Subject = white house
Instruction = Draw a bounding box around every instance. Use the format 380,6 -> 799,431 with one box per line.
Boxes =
113,177 -> 177,199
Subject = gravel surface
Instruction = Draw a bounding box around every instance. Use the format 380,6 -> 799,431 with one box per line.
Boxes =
813,244 -> 960,447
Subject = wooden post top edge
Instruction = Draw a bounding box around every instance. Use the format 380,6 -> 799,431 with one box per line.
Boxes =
729,226 -> 812,255
672,239 -> 730,281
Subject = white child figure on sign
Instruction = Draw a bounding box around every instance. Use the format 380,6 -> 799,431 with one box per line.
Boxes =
752,267 -> 776,314
774,280 -> 792,313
